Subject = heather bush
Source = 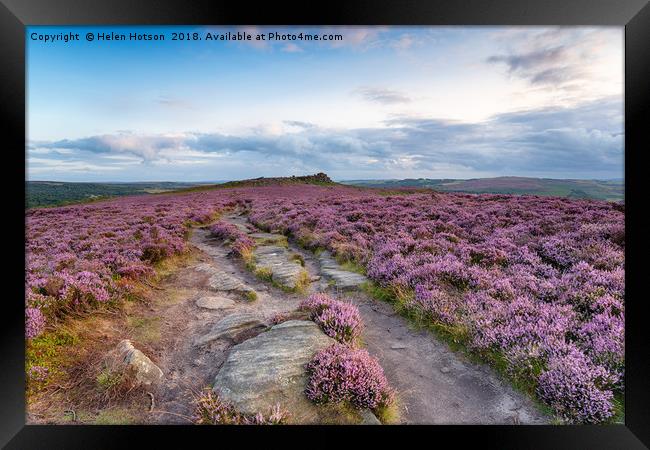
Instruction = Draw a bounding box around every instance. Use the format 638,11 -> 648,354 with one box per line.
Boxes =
537,347 -> 615,423
25,307 -> 45,339
27,365 -> 49,384
299,293 -> 363,344
210,221 -> 255,257
409,285 -> 457,325
26,193 -> 228,339
305,344 -> 394,410
209,222 -> 240,240
194,390 -> 289,425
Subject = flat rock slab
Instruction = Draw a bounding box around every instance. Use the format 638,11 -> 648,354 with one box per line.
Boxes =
253,245 -> 305,289
212,320 -> 336,424
196,295 -> 236,310
195,312 -> 268,347
208,270 -> 255,295
318,251 -> 368,289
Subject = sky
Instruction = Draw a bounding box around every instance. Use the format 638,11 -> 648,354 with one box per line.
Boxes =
27,26 -> 624,182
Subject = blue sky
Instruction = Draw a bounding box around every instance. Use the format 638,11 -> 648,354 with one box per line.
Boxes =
27,26 -> 623,181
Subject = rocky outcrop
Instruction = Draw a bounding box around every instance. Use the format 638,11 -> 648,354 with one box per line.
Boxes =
212,320 -> 336,423
194,312 -> 268,347
217,172 -> 334,189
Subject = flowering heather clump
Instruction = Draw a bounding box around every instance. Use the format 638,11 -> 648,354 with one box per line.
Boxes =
25,307 -> 45,339
537,347 -> 615,423
299,293 -> 363,344
27,365 -> 49,384
209,222 -> 240,240
194,390 -> 289,425
305,343 -> 394,410
189,209 -> 217,224
411,285 -> 457,325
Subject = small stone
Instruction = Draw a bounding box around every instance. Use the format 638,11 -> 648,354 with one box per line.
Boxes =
390,344 -> 407,350
110,340 -> 163,386
440,367 -> 450,373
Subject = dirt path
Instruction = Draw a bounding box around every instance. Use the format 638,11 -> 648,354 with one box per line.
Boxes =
346,293 -> 548,424
146,226 -> 306,423
147,212 -> 548,424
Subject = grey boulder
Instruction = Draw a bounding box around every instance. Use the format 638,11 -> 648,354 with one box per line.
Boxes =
212,320 -> 336,423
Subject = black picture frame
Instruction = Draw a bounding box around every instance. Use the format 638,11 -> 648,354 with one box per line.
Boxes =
2,0 -> 648,448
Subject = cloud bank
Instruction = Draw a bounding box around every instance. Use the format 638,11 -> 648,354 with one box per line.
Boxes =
29,97 -> 623,181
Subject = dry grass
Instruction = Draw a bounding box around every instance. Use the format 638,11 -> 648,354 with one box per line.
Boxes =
240,247 -> 256,271
374,397 -> 402,424
254,266 -> 274,282
153,249 -> 201,281
26,311 -> 149,424
126,316 -> 161,344
294,269 -> 311,294
289,252 -> 305,266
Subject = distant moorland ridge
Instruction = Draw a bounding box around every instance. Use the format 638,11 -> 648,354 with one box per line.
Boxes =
342,176 -> 624,202
26,173 -> 623,209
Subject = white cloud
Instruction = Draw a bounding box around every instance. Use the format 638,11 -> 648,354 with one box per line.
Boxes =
355,87 -> 411,104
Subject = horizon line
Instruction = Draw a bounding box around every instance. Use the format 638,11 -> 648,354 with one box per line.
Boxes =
26,175 -> 625,184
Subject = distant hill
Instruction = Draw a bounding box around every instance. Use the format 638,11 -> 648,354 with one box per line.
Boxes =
219,172 -> 334,188
26,181 -> 206,208
26,173 -> 336,208
342,177 -> 624,202
161,172 -> 336,195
